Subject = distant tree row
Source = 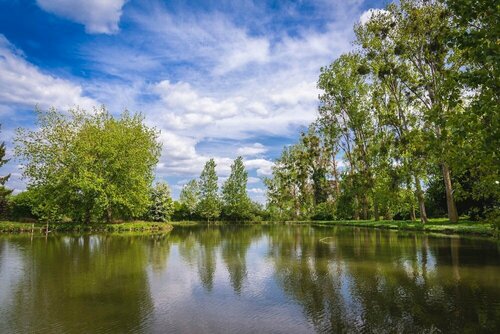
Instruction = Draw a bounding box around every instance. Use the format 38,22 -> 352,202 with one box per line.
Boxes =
265,0 -> 499,223
175,157 -> 264,222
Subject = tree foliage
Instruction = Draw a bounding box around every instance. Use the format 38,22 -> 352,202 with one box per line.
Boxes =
147,182 -> 174,222
265,0 -> 499,223
197,159 -> 221,222
222,156 -> 252,221
15,107 -> 161,223
179,179 -> 200,219
0,125 -> 12,217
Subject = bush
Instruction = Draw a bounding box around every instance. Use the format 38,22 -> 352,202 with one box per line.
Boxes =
7,191 -> 37,221
311,202 -> 336,221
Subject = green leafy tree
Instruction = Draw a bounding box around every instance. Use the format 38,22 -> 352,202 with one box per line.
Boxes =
7,190 -> 37,221
147,182 -> 174,222
0,127 -> 12,216
197,159 -> 221,222
222,157 -> 252,221
444,0 -> 499,204
355,9 -> 430,223
318,52 -> 376,220
179,179 -> 200,219
380,0 -> 462,222
15,107 -> 161,223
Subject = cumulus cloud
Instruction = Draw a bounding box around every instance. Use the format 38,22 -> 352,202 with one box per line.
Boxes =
154,80 -> 239,120
0,35 -> 97,112
36,0 -> 126,34
245,159 -> 274,177
248,188 -> 266,194
237,143 -> 268,156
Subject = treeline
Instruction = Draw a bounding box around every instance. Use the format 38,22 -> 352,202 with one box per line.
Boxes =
174,157 -> 265,222
265,0 -> 499,223
0,108 -> 263,223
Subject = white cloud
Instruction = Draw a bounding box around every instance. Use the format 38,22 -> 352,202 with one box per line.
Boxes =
213,37 -> 270,75
245,159 -> 274,177
0,35 -> 97,112
248,177 -> 261,184
359,8 -> 389,25
36,0 -> 125,34
248,188 -> 266,194
154,80 -> 239,120
237,143 -> 267,157
269,81 -> 318,105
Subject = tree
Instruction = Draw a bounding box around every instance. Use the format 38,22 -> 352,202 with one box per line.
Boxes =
0,126 -> 12,216
222,157 -> 252,221
355,9 -> 430,223
197,159 -> 221,222
318,52 -> 376,220
15,107 -> 161,223
179,179 -> 200,219
7,190 -> 37,221
381,0 -> 462,222
147,182 -> 174,222
444,0 -> 500,204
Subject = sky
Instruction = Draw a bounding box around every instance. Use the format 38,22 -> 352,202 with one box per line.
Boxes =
0,0 -> 384,203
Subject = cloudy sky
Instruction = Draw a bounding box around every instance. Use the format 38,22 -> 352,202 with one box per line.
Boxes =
0,0 -> 383,202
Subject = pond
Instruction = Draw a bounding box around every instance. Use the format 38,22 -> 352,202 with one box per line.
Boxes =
0,225 -> 498,333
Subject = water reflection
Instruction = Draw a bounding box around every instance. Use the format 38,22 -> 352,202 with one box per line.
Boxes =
0,226 -> 498,333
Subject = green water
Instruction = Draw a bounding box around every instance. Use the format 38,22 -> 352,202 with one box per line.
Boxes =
0,225 -> 498,333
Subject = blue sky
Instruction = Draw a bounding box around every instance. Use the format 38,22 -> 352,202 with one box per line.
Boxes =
0,0 -> 384,202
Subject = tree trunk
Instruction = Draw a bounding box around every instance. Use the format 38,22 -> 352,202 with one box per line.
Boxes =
106,207 -> 113,224
442,163 -> 459,223
354,196 -> 360,220
373,197 -> 379,221
332,158 -> 341,197
410,205 -> 416,222
362,194 -> 369,220
414,175 -> 428,224
85,207 -> 91,225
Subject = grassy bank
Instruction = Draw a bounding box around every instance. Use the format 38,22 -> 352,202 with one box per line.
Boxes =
172,219 -> 497,238
0,220 -> 173,234
296,218 -> 496,237
2,219 -> 495,238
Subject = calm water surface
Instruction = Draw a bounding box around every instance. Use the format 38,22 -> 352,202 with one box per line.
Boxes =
0,225 -> 498,333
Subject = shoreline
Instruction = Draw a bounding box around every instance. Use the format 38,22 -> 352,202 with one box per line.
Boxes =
293,219 -> 497,238
171,219 -> 497,238
0,221 -> 173,234
0,219 -> 496,239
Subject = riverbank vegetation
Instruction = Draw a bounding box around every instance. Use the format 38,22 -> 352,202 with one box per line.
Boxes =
0,220 -> 173,233
265,0 -> 499,226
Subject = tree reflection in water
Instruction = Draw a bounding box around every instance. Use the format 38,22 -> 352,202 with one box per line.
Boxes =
0,225 -> 498,333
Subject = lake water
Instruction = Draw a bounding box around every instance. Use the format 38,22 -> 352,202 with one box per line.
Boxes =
0,225 -> 498,333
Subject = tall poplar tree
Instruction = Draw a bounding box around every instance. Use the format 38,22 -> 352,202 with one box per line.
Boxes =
179,179 -> 200,219
197,159 -> 221,222
222,156 -> 251,221
384,0 -> 462,222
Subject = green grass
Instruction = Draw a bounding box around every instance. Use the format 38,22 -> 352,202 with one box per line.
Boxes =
166,219 -> 496,237
292,218 -> 496,237
0,220 -> 173,234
